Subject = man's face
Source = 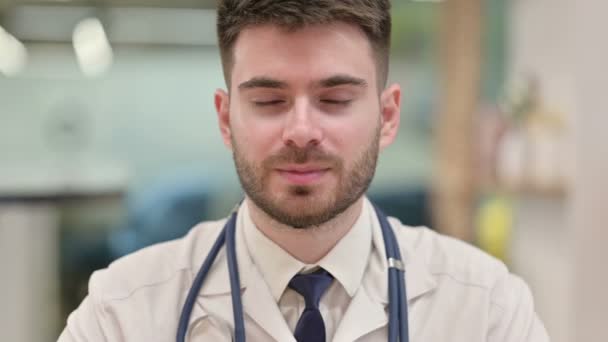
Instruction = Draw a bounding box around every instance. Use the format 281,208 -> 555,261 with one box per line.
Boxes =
215,23 -> 401,228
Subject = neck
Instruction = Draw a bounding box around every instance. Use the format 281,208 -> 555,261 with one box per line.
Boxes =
246,197 -> 364,264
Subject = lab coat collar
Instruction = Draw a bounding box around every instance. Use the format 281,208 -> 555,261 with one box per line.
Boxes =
330,198 -> 438,342
241,201 -> 305,302
243,198 -> 372,301
319,200 -> 372,297
240,265 -> 297,342
362,198 -> 438,305
189,203 -> 296,341
187,198 -> 438,341
188,264 -> 296,342
190,203 -> 252,296
189,198 -> 437,301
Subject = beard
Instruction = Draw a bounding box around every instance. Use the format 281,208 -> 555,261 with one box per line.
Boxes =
232,124 -> 380,229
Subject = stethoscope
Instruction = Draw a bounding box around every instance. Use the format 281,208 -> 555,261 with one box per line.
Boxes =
176,202 -> 410,342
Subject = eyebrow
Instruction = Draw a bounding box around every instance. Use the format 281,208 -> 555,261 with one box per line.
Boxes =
237,74 -> 368,91
318,75 -> 368,89
238,77 -> 288,90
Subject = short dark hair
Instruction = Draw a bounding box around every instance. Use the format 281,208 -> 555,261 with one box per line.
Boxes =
217,0 -> 392,89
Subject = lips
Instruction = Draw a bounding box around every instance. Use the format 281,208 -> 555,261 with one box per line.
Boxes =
276,165 -> 330,185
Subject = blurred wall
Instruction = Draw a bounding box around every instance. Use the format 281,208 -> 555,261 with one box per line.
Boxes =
510,0 -> 608,341
509,1 -> 573,341
0,44 -> 233,191
570,0 -> 608,340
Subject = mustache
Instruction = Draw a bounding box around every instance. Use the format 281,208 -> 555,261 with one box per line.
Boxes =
263,145 -> 341,166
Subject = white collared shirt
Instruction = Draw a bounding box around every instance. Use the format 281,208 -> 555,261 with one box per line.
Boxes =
242,200 -> 373,340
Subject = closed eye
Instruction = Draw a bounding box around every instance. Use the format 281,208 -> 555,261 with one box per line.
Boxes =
253,100 -> 285,107
321,99 -> 353,105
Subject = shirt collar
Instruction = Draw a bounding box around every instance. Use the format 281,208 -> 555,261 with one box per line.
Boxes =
242,198 -> 373,302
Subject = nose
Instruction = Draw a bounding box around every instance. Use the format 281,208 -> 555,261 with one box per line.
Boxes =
281,98 -> 324,148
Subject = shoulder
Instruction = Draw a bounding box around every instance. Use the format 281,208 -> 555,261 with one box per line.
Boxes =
389,217 -> 508,290
61,219 -> 229,340
388,218 -> 549,339
88,218 -> 227,302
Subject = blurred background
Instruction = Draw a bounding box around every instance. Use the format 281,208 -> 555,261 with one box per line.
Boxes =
0,0 -> 606,341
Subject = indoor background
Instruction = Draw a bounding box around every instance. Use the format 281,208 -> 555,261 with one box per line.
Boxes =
0,0 -> 606,341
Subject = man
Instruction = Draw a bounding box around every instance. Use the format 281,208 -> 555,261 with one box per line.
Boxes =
59,0 -> 550,341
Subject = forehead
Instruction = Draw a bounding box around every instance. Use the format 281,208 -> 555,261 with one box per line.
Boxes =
230,23 -> 377,90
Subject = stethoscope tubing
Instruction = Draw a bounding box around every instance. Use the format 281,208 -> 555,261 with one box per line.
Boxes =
176,219 -> 229,341
226,212 -> 246,341
177,204 -> 409,342
373,203 -> 409,342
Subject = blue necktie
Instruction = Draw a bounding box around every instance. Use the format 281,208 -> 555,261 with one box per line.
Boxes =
288,269 -> 334,342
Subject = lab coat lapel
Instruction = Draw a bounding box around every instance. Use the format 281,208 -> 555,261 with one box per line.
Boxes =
331,284 -> 388,342
380,217 -> 438,303
330,213 -> 439,341
241,265 -> 296,342
189,234 -> 295,341
330,248 -> 437,341
332,217 -> 389,342
404,253 -> 437,302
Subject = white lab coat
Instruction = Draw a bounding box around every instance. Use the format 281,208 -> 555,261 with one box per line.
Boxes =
58,208 -> 549,341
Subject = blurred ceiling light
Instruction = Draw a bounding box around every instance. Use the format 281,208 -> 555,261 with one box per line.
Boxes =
0,26 -> 28,77
72,17 -> 113,78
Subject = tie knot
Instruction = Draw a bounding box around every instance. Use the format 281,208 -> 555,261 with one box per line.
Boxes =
288,269 -> 334,309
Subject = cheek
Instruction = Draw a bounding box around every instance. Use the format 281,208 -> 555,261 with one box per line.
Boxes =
323,106 -> 380,153
232,116 -> 282,161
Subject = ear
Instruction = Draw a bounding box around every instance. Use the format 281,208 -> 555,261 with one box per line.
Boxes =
379,83 -> 401,149
215,89 -> 233,150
